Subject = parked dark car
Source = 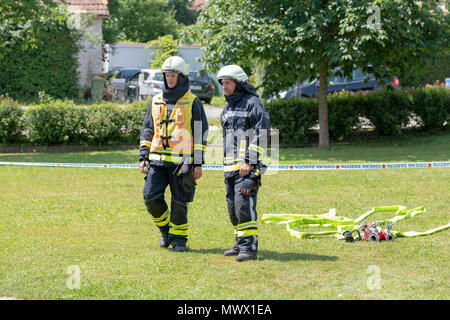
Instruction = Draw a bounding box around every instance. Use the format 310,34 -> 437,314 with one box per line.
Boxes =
188,71 -> 215,104
107,67 -> 143,82
274,68 -> 399,100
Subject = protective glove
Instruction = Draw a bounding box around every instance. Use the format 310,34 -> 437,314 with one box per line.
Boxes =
239,178 -> 256,196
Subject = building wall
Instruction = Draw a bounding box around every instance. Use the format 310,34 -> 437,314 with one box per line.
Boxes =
104,43 -> 222,93
77,17 -> 104,89
104,43 -> 206,71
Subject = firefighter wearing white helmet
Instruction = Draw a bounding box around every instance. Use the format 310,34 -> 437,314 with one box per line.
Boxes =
217,64 -> 249,84
139,56 -> 209,252
161,56 -> 190,77
217,64 -> 270,262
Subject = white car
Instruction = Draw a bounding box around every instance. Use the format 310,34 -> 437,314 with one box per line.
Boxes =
137,69 -> 165,100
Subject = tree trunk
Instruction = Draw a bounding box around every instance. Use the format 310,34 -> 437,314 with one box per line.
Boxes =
318,57 -> 329,148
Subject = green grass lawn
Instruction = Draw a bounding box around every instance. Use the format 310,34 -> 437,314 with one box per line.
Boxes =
0,133 -> 449,300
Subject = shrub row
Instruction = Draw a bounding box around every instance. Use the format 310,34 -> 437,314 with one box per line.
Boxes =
1,86 -> 449,146
0,99 -> 149,145
266,86 -> 450,144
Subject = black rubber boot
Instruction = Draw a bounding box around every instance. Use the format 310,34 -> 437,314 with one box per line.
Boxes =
223,244 -> 240,256
236,250 -> 257,262
159,229 -> 170,248
173,243 -> 187,252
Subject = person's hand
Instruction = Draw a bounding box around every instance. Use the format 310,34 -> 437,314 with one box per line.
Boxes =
239,163 -> 252,177
192,166 -> 202,180
140,160 -> 149,174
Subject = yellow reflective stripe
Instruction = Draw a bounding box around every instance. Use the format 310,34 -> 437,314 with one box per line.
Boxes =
194,144 -> 207,151
149,153 -> 193,163
169,229 -> 188,236
140,140 -> 152,148
223,163 -> 243,172
236,229 -> 258,237
153,210 -> 170,227
239,140 -> 247,157
248,146 -> 264,154
249,144 -> 265,153
151,147 -> 193,153
238,221 -> 258,230
169,222 -> 188,229
169,222 -> 188,236
224,157 -> 245,163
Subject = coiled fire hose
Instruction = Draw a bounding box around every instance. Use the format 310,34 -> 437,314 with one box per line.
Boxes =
261,205 -> 450,240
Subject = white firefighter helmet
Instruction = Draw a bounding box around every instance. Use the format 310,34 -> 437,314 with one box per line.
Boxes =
217,65 -> 248,84
161,56 -> 189,77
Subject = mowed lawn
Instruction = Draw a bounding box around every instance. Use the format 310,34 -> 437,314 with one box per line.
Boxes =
0,133 -> 449,299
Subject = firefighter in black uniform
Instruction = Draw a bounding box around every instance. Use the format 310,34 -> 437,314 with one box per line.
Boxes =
139,56 -> 208,252
217,65 -> 270,261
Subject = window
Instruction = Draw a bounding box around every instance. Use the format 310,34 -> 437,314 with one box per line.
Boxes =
153,72 -> 164,81
188,71 -> 209,82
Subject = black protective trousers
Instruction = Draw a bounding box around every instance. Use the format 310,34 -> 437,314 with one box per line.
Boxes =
225,171 -> 259,251
143,165 -> 188,246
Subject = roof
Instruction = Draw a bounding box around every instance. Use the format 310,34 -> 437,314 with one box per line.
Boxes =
55,0 -> 110,17
189,0 -> 208,12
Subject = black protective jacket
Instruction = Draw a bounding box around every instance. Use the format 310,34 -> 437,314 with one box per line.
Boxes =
220,84 -> 270,177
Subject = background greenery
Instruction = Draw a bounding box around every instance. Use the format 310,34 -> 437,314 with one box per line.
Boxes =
0,135 -> 448,300
0,0 -> 81,102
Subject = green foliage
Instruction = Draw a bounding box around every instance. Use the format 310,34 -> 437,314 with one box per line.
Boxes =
21,100 -> 149,146
265,97 -> 318,144
149,34 -> 180,68
410,84 -> 450,131
24,100 -> 84,145
84,104 -> 124,144
187,0 -> 449,98
0,1 -> 81,101
267,88 -> 449,144
169,0 -> 199,26
186,0 -> 449,147
0,100 -> 23,143
399,51 -> 450,88
104,0 -> 179,43
3,87 -> 448,147
122,101 -> 150,139
362,89 -> 413,136
328,91 -> 365,141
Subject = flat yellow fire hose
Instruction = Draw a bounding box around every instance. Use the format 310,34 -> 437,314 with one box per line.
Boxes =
261,206 -> 450,240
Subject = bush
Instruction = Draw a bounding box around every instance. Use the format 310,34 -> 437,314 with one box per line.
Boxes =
361,88 -> 412,136
84,104 -> 124,144
0,99 -> 23,143
410,84 -> 450,131
0,2 -> 81,101
24,101 -> 83,145
328,91 -> 365,141
122,100 -> 151,142
266,97 -> 318,144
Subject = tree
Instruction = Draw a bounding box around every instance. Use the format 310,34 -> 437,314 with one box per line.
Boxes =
185,0 -> 449,148
0,0 -> 81,100
148,34 -> 180,68
169,0 -> 199,26
103,0 -> 179,44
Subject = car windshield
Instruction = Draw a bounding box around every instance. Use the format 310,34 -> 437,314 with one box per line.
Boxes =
153,72 -> 164,81
189,71 -> 209,82
121,69 -> 141,80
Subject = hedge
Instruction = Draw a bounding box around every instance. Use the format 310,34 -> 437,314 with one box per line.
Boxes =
0,2 -> 81,101
266,86 -> 449,144
0,99 -> 150,146
0,86 -> 448,146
